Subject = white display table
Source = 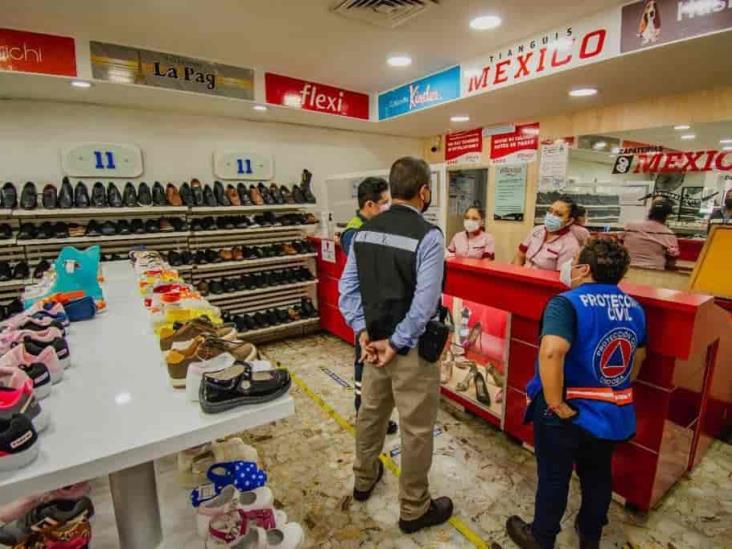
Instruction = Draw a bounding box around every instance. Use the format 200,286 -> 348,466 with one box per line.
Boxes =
0,262 -> 294,548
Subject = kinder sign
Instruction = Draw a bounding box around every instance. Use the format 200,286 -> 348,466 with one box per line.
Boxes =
0,28 -> 76,76
633,150 -> 732,172
463,10 -> 619,97
490,123 -> 540,165
265,73 -> 369,120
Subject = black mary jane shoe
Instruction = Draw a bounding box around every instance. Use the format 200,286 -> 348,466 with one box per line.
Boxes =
199,363 -> 292,414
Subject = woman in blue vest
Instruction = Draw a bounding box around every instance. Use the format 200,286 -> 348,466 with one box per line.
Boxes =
507,238 -> 647,549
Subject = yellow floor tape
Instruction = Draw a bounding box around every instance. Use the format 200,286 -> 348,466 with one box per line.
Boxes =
286,368 -> 491,549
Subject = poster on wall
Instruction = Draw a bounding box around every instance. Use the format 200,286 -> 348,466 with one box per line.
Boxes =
445,128 -> 483,165
621,0 -> 732,53
378,65 -> 461,120
494,164 -> 527,221
264,73 -> 369,120
490,123 -> 539,165
90,42 -> 254,100
538,141 -> 569,190
0,28 -> 77,76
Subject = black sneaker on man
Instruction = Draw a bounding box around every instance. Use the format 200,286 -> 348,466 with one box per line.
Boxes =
398,497 -> 453,534
353,461 -> 384,502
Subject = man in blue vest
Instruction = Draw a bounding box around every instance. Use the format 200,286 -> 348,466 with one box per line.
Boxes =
340,176 -> 397,435
507,238 -> 647,549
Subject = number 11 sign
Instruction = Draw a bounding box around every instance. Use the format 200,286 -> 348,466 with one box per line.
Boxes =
213,152 -> 274,181
62,143 -> 143,178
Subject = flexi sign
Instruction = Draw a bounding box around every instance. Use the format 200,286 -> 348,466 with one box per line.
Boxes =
631,150 -> 732,173
462,10 -> 620,97
265,73 -> 370,120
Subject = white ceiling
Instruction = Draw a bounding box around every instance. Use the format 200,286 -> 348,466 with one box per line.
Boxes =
608,121 -> 732,151
2,0 -> 626,93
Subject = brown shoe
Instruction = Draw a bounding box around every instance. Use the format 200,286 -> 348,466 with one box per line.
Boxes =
249,185 -> 264,206
232,246 -> 244,261
304,213 -> 318,224
159,218 -> 174,232
159,318 -> 238,351
282,243 -> 297,255
196,280 -> 210,296
166,184 -> 183,206
226,185 -> 241,206
164,336 -> 254,388
288,307 -> 301,321
220,248 -> 234,262
165,336 -> 204,387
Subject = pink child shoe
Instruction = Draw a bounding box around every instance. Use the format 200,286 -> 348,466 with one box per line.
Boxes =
0,344 -> 62,385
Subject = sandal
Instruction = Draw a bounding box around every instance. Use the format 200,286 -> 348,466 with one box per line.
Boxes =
440,348 -> 454,384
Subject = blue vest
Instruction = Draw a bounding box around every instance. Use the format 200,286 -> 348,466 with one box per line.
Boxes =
526,283 -> 647,441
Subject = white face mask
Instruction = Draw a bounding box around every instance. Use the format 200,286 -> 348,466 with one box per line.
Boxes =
559,260 -> 574,288
463,219 -> 481,233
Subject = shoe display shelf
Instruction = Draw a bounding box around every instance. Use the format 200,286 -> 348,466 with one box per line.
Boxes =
11,206 -> 189,218
0,242 -> 32,310
189,203 -> 319,214
0,261 -> 294,549
440,361 -> 505,421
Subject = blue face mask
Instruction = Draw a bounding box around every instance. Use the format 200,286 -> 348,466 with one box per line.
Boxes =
544,212 -> 564,233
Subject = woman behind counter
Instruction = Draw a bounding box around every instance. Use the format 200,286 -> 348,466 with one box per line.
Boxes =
622,197 -> 679,270
447,206 -> 495,259
513,196 -> 581,271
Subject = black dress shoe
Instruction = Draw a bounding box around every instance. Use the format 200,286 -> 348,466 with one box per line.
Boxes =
214,181 -> 230,206
32,259 -> 51,279
258,182 -> 275,205
107,183 -> 123,207
237,183 -> 253,206
41,184 -> 57,209
269,184 -> 285,205
179,182 -> 194,206
100,221 -> 117,236
253,311 -> 269,328
53,222 -> 68,238
20,182 -> 38,210
130,219 -> 145,234
74,182 -> 90,208
276,309 -> 290,323
122,182 -> 138,207
506,516 -> 542,549
191,179 -> 204,207
209,280 -> 224,295
144,219 -> 160,233
117,219 -> 131,235
58,177 -> 73,209
204,249 -> 220,263
167,251 -> 183,267
137,182 -> 152,206
0,261 -> 11,281
85,220 -> 101,236
37,222 -> 54,239
234,216 -> 249,229
301,169 -> 316,203
18,223 -> 36,240
353,461 -> 384,502
180,250 -> 193,265
203,185 -> 217,207
91,182 -> 107,207
13,261 -> 30,280
242,314 -> 256,330
190,218 -> 203,232
265,309 -> 279,325
201,217 -> 215,231
399,497 -> 454,534
194,250 -> 207,264
152,182 -> 167,206
234,315 -> 248,333
292,184 -> 306,204
0,224 -> 12,240
221,278 -> 235,293
1,182 -> 17,209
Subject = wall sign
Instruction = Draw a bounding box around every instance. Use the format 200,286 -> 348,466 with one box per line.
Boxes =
321,239 -> 336,263
213,152 -> 274,181
90,42 -> 254,100
621,0 -> 732,53
61,143 -> 143,178
265,73 -> 369,120
378,65 -> 461,120
0,28 -> 76,76
490,123 -> 540,165
445,128 -> 483,165
494,164 -> 527,221
625,150 -> 732,173
539,141 -> 570,189
462,10 -> 619,98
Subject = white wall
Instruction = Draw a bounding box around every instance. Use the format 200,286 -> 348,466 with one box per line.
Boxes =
0,101 -> 422,202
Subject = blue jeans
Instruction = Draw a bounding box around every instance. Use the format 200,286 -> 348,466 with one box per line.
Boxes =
531,394 -> 615,549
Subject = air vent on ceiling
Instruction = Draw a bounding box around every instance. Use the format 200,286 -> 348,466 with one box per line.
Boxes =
331,0 -> 440,29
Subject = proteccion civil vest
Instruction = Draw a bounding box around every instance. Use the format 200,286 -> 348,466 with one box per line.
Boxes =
526,283 -> 647,441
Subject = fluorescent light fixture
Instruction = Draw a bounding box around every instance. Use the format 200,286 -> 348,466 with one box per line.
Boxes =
593,141 -> 607,150
283,93 -> 302,108
680,134 -> 696,140
673,124 -> 690,130
70,80 -> 92,89
569,87 -> 597,97
720,138 -> 732,144
470,15 -> 502,30
387,55 -> 412,67
252,105 -> 268,112
450,115 -> 470,123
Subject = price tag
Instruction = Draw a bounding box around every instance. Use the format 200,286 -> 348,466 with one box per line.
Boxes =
213,152 -> 274,180
321,239 -> 336,263
61,143 -> 143,178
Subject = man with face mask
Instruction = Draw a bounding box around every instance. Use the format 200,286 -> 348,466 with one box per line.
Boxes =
339,176 -> 397,435
339,157 -> 453,534
507,238 -> 647,549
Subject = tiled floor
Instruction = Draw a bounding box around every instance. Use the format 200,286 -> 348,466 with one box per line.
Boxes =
89,334 -> 732,548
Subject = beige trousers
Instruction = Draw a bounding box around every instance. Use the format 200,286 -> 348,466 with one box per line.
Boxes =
353,348 -> 441,520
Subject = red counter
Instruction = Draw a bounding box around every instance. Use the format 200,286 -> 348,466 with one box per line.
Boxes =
313,238 -> 731,511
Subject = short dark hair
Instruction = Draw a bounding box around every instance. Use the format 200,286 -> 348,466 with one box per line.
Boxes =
575,205 -> 587,218
357,177 -> 388,209
464,206 -> 485,220
557,195 -> 580,220
648,197 -> 674,222
578,238 -> 631,284
389,157 -> 431,200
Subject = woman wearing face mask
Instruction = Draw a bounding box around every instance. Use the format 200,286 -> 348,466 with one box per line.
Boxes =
513,197 -> 581,271
447,207 -> 495,259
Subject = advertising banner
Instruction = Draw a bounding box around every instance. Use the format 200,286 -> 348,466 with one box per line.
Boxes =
462,9 -> 620,97
621,0 -> 732,53
494,164 -> 527,221
265,73 -> 369,120
0,28 -> 76,76
490,123 -> 540,165
90,41 -> 254,100
378,65 -> 460,120
445,128 -> 483,165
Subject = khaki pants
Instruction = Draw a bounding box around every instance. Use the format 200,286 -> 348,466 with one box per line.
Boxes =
353,348 -> 440,520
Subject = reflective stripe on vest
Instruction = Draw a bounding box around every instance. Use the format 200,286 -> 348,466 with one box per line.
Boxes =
566,387 -> 633,406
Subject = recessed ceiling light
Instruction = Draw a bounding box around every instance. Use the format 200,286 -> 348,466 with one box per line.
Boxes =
569,88 -> 597,97
720,138 -> 732,144
673,124 -> 690,130
450,115 -> 470,123
593,141 -> 607,150
470,15 -> 502,30
723,145 -> 732,151
253,105 -> 268,112
387,55 -> 412,67
70,80 -> 92,89
680,134 -> 696,140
